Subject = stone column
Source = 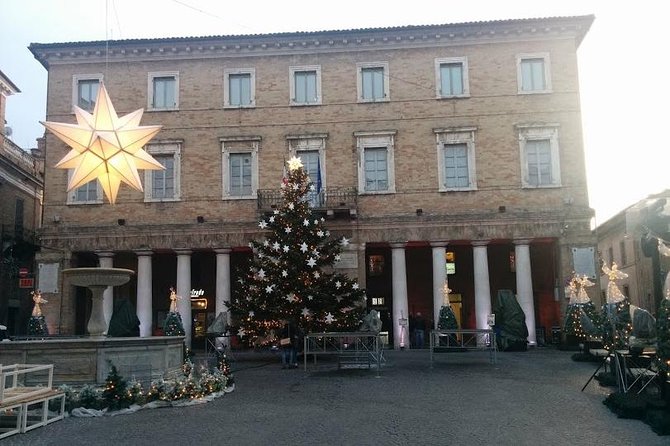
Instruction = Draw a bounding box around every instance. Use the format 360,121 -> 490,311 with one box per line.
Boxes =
136,250 -> 153,338
176,250 -> 193,348
390,242 -> 409,350
215,249 -> 232,324
472,241 -> 492,331
356,242 -> 367,290
431,242 -> 448,329
96,251 -> 114,332
515,240 -> 537,346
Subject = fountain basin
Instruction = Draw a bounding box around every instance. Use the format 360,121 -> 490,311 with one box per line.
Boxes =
0,336 -> 185,385
62,267 -> 134,287
62,267 -> 134,337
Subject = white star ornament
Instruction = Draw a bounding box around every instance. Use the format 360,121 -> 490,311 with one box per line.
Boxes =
42,83 -> 163,204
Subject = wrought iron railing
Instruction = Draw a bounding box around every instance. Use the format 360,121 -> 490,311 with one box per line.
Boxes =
257,187 -> 358,215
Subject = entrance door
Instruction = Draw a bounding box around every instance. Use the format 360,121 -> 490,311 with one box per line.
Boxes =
192,310 -> 207,350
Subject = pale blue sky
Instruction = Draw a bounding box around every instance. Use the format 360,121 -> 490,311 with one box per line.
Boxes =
1,0 -> 668,224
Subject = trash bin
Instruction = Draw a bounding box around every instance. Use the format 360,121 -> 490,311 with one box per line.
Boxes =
551,326 -> 561,344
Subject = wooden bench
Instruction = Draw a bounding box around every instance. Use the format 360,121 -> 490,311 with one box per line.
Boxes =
0,364 -> 65,439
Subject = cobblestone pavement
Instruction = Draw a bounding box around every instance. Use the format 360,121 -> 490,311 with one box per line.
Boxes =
4,348 -> 667,446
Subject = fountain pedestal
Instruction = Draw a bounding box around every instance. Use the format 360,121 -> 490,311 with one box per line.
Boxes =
62,268 -> 134,337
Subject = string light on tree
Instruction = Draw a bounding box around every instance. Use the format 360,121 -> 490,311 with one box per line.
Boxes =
563,273 -> 601,341
601,262 -> 632,350
230,156 -> 365,345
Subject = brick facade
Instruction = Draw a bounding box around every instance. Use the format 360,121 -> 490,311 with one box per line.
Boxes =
30,16 -> 598,343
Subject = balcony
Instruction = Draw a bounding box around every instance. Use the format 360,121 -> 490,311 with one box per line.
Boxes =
257,187 -> 358,218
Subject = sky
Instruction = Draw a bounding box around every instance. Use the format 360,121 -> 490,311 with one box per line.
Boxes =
1,0 -> 668,225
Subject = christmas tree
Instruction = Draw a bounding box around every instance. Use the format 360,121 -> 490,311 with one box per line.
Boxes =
600,262 -> 632,350
27,290 -> 49,336
102,362 -> 130,411
163,287 -> 185,336
231,156 -> 366,343
437,283 -> 458,330
563,273 -> 601,340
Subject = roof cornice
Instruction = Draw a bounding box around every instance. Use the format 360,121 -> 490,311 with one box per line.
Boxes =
29,15 -> 594,69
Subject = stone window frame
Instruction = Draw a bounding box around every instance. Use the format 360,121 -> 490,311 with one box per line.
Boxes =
434,57 -> 470,98
143,140 -> 182,202
71,73 -> 103,112
224,68 -> 256,108
220,136 -> 261,200
356,61 -> 390,103
517,123 -> 561,189
355,130 -> 397,195
147,71 -> 180,111
289,65 -> 322,106
434,127 -> 478,191
516,52 -> 552,94
66,171 -> 103,205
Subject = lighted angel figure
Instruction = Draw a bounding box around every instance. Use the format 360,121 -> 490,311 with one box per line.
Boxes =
602,262 -> 628,303
576,274 -> 594,303
31,290 -> 47,317
565,274 -> 579,303
168,287 -> 181,312
443,282 -> 452,305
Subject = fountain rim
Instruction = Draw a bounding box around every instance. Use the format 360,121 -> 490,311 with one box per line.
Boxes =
62,267 -> 136,275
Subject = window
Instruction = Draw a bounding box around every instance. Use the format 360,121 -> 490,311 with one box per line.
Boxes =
67,175 -> 102,205
620,240 -> 627,266
143,142 -> 181,202
290,66 -> 321,105
224,68 -> 255,108
221,136 -> 260,199
517,53 -> 551,94
518,124 -> 561,188
72,74 -> 102,112
148,72 -> 179,110
355,131 -> 396,194
357,62 -> 389,102
435,57 -> 469,98
288,135 -> 327,207
435,127 -> 477,191
608,246 -> 614,266
14,199 -> 24,237
365,149 -> 389,191
229,153 -> 252,196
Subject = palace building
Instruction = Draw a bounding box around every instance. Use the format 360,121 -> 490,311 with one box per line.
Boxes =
30,15 -> 597,349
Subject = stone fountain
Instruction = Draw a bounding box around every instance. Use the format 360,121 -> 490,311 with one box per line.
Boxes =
0,267 -> 184,385
62,267 -> 134,336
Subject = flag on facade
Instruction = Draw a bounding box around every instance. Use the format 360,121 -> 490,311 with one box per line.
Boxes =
316,157 -> 322,193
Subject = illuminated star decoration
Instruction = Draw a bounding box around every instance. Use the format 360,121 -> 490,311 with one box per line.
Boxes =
41,83 -> 163,204
287,156 -> 303,171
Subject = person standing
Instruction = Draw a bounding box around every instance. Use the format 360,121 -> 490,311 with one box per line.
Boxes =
279,320 -> 298,368
413,312 -> 426,349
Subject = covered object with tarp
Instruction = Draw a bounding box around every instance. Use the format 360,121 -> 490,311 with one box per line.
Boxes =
494,289 -> 528,351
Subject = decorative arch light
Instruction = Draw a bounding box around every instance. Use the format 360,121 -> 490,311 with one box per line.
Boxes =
41,83 -> 164,204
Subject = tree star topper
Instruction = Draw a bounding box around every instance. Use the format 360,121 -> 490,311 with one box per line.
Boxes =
41,83 -> 164,204
287,156 -> 303,171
